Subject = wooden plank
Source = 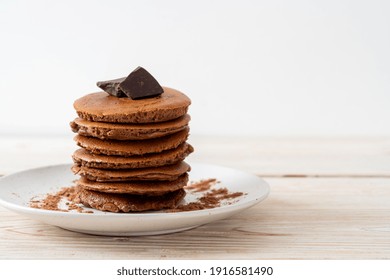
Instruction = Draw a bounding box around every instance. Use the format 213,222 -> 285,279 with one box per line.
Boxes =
1,136 -> 390,176
1,177 -> 389,259
189,136 -> 390,177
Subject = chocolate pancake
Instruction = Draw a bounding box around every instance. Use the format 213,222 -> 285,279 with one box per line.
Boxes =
74,127 -> 189,156
79,188 -> 186,212
76,173 -> 188,195
74,87 -> 191,123
72,143 -> 194,169
70,114 -> 190,140
72,161 -> 191,182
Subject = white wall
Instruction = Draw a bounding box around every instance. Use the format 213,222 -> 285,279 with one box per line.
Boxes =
1,0 -> 389,137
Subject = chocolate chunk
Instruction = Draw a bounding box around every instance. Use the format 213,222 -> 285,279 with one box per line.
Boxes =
96,77 -> 126,97
119,67 -> 164,99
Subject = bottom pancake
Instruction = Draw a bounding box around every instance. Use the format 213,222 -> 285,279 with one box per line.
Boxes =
79,188 -> 186,212
76,173 -> 189,195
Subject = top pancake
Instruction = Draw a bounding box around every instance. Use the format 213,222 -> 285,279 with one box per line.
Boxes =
74,87 -> 191,123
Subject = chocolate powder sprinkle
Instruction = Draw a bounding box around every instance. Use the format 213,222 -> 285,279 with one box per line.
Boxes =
30,193 -> 65,212
30,186 -> 93,213
185,178 -> 218,192
168,179 -> 244,212
30,178 -> 244,214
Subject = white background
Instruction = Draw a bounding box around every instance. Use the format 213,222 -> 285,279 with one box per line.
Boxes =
1,260 -> 390,280
0,0 -> 389,137
0,260 -> 390,280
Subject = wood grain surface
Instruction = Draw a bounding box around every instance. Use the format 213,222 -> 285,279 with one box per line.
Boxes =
0,136 -> 389,259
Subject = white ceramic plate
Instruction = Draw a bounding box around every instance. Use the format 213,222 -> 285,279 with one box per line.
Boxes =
0,163 -> 270,236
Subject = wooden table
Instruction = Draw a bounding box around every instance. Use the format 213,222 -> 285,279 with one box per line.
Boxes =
1,136 -> 389,259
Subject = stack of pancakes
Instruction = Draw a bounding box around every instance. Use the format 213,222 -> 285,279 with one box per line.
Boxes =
70,87 -> 193,212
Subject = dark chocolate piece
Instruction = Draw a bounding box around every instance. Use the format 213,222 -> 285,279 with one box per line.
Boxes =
119,67 -> 164,99
96,77 -> 126,97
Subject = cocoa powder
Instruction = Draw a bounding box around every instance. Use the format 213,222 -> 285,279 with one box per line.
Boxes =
169,179 -> 244,212
30,193 -> 65,212
185,178 -> 218,192
30,178 -> 244,214
30,186 -> 93,213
